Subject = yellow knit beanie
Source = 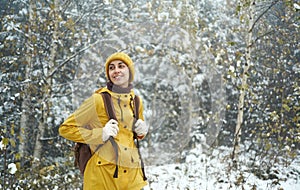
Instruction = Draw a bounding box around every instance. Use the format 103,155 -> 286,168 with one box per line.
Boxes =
105,52 -> 135,83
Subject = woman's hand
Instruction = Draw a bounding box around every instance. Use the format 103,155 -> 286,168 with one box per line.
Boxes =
134,119 -> 149,139
102,119 -> 119,142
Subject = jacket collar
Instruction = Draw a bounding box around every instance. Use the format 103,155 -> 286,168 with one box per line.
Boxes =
106,82 -> 133,94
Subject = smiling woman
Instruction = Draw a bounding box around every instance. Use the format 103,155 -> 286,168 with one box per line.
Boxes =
59,52 -> 148,190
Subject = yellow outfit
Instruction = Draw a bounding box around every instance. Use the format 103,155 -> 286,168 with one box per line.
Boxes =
59,87 -> 147,190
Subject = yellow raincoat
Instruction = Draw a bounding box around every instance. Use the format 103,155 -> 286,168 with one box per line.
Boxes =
59,87 -> 148,190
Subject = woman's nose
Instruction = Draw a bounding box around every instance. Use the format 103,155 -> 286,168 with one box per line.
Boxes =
114,67 -> 120,73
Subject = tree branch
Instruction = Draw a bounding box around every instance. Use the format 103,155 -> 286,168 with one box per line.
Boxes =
249,0 -> 280,33
47,39 -> 100,79
253,29 -> 275,43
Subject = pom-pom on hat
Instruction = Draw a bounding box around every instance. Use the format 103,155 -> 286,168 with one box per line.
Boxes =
105,52 -> 135,83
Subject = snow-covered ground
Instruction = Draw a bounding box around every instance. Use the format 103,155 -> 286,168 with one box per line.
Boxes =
143,145 -> 300,190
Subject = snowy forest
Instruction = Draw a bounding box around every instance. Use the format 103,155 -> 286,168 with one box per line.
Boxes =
0,0 -> 299,189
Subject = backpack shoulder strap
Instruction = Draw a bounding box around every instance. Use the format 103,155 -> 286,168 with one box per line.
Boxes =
132,95 -> 147,181
100,91 -> 119,178
101,92 -> 117,120
133,95 -> 140,120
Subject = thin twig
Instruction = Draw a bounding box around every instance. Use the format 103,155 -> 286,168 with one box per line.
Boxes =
47,39 -> 100,79
249,0 -> 280,33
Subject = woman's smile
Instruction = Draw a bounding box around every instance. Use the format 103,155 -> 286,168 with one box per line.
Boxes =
108,60 -> 130,88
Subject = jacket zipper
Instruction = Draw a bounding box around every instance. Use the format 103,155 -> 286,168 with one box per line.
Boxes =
117,96 -> 124,121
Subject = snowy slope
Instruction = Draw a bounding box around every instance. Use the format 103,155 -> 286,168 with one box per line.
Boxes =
143,145 -> 300,190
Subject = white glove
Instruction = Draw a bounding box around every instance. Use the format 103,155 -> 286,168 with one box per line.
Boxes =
134,119 -> 148,138
102,119 -> 119,142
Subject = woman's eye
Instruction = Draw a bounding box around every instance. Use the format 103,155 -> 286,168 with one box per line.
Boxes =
109,65 -> 115,70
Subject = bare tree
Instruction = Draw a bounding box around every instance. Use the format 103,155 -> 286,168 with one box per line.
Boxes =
232,0 -> 280,162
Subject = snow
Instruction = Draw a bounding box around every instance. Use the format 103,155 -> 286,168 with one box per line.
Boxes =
0,138 -> 5,150
8,163 -> 17,175
143,145 -> 300,190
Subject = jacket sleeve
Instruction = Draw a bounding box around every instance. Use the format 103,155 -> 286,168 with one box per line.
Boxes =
59,93 -> 106,144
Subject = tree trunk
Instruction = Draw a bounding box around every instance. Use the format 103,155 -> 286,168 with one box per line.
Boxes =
231,0 -> 280,163
18,0 -> 36,160
232,0 -> 255,162
33,0 -> 59,160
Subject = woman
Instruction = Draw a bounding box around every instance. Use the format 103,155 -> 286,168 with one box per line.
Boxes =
59,52 -> 148,190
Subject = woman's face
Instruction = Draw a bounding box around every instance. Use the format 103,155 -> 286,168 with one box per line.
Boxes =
108,60 -> 130,88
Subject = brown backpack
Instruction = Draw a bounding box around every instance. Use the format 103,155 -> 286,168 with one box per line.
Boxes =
74,92 -> 146,180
